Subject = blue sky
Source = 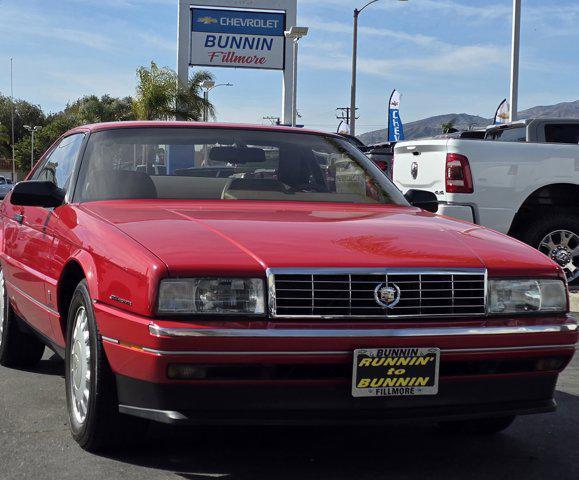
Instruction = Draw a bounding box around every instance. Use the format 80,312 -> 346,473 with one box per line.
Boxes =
1,0 -> 578,134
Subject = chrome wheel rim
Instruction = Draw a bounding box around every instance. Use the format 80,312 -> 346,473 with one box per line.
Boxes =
69,306 -> 91,425
539,229 -> 579,282
0,270 -> 5,348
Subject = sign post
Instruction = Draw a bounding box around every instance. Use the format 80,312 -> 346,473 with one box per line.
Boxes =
177,0 -> 296,123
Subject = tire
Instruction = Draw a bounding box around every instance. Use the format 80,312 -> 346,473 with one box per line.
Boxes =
65,279 -> 147,452
0,268 -> 45,368
438,416 -> 516,435
518,213 -> 579,285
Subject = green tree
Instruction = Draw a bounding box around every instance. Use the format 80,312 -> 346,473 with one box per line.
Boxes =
0,94 -> 46,146
441,118 -> 457,134
175,70 -> 216,121
14,113 -> 78,172
0,124 -> 11,159
133,61 -> 214,120
65,94 -> 134,124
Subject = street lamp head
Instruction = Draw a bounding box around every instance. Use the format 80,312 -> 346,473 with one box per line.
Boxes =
284,26 -> 309,40
200,80 -> 215,90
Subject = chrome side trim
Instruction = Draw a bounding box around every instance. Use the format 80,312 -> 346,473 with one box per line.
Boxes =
102,335 -> 577,356
101,336 -> 119,344
149,323 -> 577,338
119,405 -> 187,422
142,348 -> 350,356
6,280 -> 60,317
266,267 -> 488,319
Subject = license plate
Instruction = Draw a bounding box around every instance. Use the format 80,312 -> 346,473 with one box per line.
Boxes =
352,347 -> 440,397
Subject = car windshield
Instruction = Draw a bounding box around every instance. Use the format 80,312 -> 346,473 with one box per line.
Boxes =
74,127 -> 407,205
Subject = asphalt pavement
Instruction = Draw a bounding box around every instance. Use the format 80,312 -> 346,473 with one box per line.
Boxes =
1,312 -> 578,480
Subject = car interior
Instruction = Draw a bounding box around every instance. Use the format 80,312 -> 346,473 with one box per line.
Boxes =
76,129 -> 390,205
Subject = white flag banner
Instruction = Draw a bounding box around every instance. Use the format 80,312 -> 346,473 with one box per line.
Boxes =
337,121 -> 350,135
494,99 -> 510,124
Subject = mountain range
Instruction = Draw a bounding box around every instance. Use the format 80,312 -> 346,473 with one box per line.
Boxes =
358,99 -> 579,144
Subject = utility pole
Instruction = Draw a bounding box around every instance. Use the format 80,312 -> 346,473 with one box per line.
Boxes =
509,0 -> 521,122
336,107 -> 359,125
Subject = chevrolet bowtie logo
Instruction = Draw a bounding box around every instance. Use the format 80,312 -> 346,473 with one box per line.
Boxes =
198,16 -> 218,24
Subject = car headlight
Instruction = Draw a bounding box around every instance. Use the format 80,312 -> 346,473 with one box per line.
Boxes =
157,278 -> 265,315
488,279 -> 567,314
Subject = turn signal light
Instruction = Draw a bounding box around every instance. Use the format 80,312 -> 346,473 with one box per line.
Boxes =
445,153 -> 473,193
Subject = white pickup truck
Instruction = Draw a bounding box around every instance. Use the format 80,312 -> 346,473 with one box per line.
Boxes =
393,118 -> 579,283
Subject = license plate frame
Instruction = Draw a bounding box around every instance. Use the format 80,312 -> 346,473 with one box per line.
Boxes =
352,347 -> 440,397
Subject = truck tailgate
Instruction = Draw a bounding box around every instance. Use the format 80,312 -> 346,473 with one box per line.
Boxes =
393,140 -> 448,195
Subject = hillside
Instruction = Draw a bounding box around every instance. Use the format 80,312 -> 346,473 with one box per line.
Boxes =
358,99 -> 579,144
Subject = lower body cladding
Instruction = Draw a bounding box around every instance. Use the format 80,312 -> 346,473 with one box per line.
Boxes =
96,304 -> 577,425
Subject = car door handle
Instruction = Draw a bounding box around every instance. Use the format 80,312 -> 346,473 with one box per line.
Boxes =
13,214 -> 24,225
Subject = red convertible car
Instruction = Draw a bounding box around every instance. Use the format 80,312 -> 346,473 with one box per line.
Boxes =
0,122 -> 576,451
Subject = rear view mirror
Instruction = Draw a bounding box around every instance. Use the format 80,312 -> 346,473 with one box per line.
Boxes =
10,181 -> 66,208
404,189 -> 438,213
209,146 -> 267,164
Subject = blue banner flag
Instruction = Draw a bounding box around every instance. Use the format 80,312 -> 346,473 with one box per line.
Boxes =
388,89 -> 405,142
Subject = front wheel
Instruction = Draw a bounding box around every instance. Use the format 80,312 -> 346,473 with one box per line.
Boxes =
65,280 -> 146,452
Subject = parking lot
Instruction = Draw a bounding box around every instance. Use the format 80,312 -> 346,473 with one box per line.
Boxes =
1,303 -> 577,480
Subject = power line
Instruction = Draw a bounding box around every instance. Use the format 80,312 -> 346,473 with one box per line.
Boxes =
335,107 -> 359,125
262,116 -> 281,126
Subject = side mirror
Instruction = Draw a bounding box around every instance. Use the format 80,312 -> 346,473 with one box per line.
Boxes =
10,181 -> 66,208
404,189 -> 438,213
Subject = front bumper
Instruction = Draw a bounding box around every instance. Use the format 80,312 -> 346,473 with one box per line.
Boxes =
95,302 -> 577,424
116,375 -> 557,425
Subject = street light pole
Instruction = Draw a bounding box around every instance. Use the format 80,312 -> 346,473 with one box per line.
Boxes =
291,37 -> 299,127
200,81 -> 233,122
350,7 -> 361,137
10,58 -> 16,181
284,26 -> 309,127
203,90 -> 209,122
509,0 -> 521,122
23,125 -> 40,171
350,0 -> 407,137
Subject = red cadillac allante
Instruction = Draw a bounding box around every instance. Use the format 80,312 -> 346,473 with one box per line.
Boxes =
0,122 -> 576,451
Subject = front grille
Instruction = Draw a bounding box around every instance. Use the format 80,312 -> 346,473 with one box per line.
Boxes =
268,269 -> 486,318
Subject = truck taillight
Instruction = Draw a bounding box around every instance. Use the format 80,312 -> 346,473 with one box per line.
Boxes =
372,159 -> 388,172
445,153 -> 473,193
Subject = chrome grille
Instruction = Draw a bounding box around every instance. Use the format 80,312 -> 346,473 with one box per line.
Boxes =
268,269 -> 486,318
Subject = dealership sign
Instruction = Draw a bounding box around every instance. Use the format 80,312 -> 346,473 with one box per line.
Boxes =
190,7 -> 286,70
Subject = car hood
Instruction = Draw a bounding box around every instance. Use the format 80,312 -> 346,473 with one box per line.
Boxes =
80,200 -> 561,278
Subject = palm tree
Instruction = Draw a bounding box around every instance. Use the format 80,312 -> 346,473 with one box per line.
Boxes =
441,119 -> 457,134
175,70 -> 215,121
133,62 -> 215,121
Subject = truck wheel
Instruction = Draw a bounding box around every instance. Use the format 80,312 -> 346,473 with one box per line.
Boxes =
65,280 -> 147,452
438,416 -> 516,435
0,268 -> 45,368
519,213 -> 579,285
